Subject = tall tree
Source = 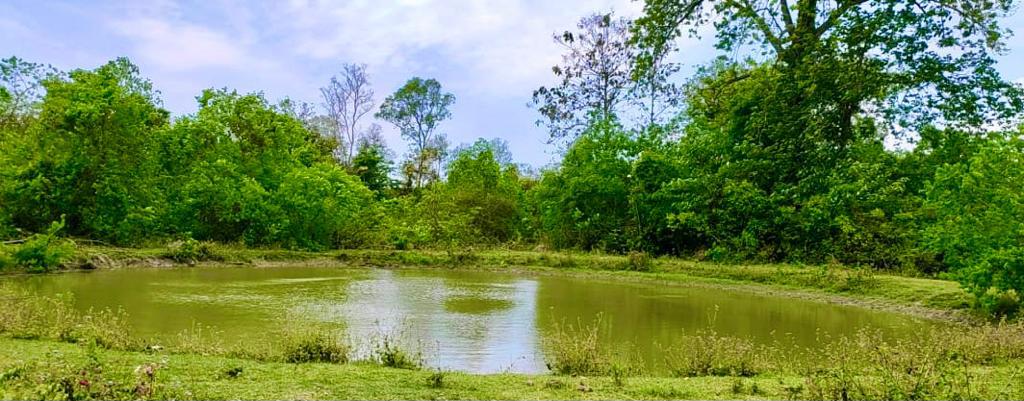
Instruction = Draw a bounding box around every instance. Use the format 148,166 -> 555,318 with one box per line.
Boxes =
321,63 -> 375,165
632,0 -> 1024,135
531,12 -> 636,142
376,77 -> 455,188
0,56 -> 57,126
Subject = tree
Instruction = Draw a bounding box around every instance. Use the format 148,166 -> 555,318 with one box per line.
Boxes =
0,56 -> 57,125
4,58 -> 169,243
531,13 -> 636,142
444,138 -> 525,242
321,63 -> 375,165
923,132 -> 1024,314
533,116 -> 638,251
632,0 -> 1024,135
376,77 -> 455,188
352,140 -> 394,197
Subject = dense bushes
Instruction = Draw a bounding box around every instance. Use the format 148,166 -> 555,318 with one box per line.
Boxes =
922,133 -> 1024,314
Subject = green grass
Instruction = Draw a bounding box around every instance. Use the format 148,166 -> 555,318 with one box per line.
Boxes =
0,337 -> 834,400
1,336 -> 1022,400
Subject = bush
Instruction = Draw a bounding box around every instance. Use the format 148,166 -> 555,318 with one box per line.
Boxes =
543,314 -> 640,376
923,135 -> 1024,315
12,218 -> 74,273
662,329 -> 767,377
625,251 -> 652,271
281,330 -> 350,364
163,237 -> 218,264
371,333 -> 422,369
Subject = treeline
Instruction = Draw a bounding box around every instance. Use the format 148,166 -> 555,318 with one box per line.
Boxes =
3,0 -> 1024,314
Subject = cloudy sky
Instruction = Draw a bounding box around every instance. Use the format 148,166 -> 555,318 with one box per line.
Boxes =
2,0 -> 1023,167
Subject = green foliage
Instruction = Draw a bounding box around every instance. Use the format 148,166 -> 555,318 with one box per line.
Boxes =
923,133 -> 1024,315
162,237 -> 218,264
370,334 -> 422,369
281,330 -> 350,364
12,218 -> 74,273
351,142 -> 394,196
533,117 -> 638,252
543,314 -> 640,377
3,58 -> 168,244
376,77 -> 454,189
662,329 -> 767,377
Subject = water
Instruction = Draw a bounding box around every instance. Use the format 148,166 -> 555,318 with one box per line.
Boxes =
3,266 -> 931,373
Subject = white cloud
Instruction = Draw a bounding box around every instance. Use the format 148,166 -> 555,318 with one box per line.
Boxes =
110,18 -> 248,71
273,0 -> 646,96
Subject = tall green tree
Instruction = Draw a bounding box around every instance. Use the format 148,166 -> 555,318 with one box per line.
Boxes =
4,58 -> 169,243
351,140 -> 394,197
923,131 -> 1024,314
376,78 -> 455,189
633,0 -> 1024,134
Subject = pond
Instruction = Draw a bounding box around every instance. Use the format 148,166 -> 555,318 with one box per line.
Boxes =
4,266 -> 932,373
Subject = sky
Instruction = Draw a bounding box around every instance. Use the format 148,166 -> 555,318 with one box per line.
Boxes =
2,0 -> 1024,168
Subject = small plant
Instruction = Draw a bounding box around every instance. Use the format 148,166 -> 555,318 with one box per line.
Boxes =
282,330 -> 350,364
542,378 -> 566,389
163,237 -> 218,264
730,378 -> 745,395
625,251 -> 652,271
609,361 -> 629,387
371,333 -> 422,369
543,314 -> 639,377
425,369 -> 446,388
662,329 -> 767,377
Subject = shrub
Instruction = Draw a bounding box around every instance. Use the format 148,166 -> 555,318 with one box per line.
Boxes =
662,329 -> 768,377
12,218 -> 74,273
371,333 -> 422,369
625,251 -> 652,271
543,314 -> 639,376
163,237 -> 218,264
425,370 -> 446,389
923,135 -> 1024,315
281,330 -> 350,364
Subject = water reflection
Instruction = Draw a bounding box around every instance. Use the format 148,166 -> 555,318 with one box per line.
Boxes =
4,266 -> 930,373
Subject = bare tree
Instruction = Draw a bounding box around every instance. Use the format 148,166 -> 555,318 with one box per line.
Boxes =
320,63 -> 375,165
530,12 -> 635,142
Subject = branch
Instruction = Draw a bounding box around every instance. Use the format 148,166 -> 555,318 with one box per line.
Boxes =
732,0 -> 786,54
815,0 -> 868,36
780,0 -> 796,35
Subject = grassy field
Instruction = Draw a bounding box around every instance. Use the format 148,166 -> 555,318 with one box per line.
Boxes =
0,338 -> 815,400
1,244 -> 1018,400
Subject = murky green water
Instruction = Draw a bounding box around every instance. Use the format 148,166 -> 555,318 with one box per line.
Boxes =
4,266 -> 931,373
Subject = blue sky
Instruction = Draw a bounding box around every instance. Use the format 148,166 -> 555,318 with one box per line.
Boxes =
3,0 -> 1024,167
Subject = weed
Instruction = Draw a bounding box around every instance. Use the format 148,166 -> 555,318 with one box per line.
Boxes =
662,329 -> 768,377
624,251 -> 652,271
371,333 -> 422,369
281,329 -> 350,364
543,314 -> 640,377
163,237 -> 219,264
542,378 -> 566,389
426,369 -> 446,388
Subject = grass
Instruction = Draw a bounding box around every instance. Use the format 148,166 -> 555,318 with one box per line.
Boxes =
0,337 -> 812,400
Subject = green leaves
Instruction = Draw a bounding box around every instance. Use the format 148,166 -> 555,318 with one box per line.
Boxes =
923,133 -> 1024,313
